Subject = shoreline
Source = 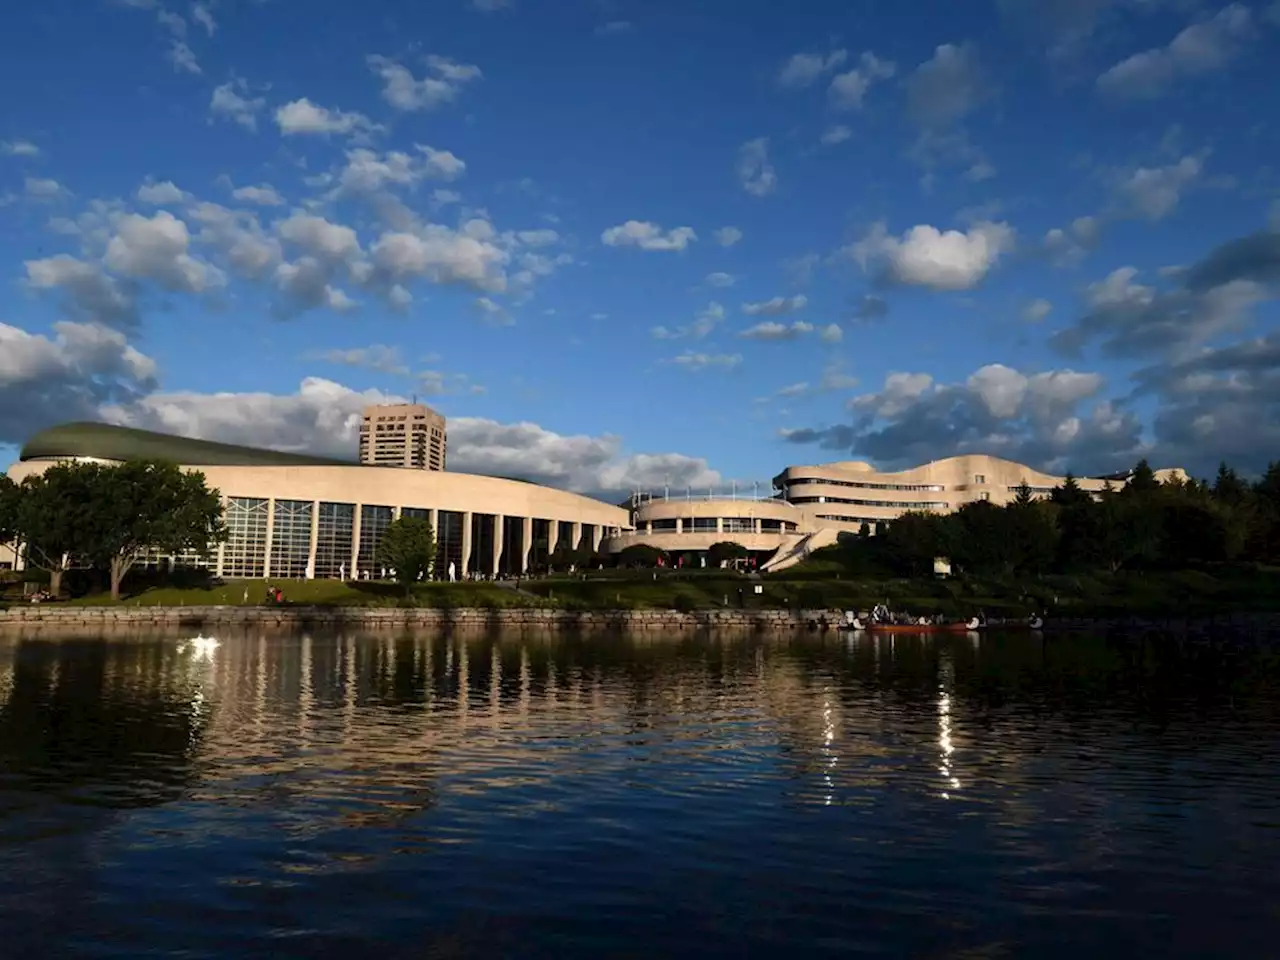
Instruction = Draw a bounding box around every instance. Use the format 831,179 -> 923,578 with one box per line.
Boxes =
2,604 -> 1279,635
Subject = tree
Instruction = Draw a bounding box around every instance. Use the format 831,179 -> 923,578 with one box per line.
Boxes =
82,461 -> 226,601
708,541 -> 748,568
857,521 -> 871,538
0,474 -> 17,545
883,511 -> 944,577
1212,462 -> 1250,507
1123,459 -> 1161,496
1013,481 -> 1035,506
378,515 -> 436,589
14,462 -> 104,596
618,544 -> 665,568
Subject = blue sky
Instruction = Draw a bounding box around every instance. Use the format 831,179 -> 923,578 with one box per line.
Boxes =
2,0 -> 1279,495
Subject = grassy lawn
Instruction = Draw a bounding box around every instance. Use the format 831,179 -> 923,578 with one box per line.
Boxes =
10,563 -> 1280,615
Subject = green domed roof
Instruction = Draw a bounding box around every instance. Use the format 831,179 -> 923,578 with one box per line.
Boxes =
20,422 -> 356,467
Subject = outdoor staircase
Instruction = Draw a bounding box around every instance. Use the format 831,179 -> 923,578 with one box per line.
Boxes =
758,527 -> 841,574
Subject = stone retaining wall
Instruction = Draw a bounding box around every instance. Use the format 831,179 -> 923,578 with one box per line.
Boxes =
0,604 -> 840,631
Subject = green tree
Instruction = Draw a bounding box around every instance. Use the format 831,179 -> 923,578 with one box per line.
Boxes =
14,462 -> 104,596
377,515 -> 437,589
1212,462 -> 1250,507
1013,481 -> 1035,506
883,510 -> 943,577
83,461 -> 226,601
708,541 -> 748,568
857,521 -> 871,538
0,474 -> 18,545
618,544 -> 665,568
1123,459 -> 1161,496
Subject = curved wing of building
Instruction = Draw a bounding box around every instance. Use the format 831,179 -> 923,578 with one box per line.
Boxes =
7,422 -> 629,580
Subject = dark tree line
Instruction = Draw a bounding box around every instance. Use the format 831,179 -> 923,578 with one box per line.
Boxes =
0,460 -> 225,600
877,459 -> 1280,579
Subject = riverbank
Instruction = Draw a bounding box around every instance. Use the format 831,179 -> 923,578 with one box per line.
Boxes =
3,603 -> 1280,636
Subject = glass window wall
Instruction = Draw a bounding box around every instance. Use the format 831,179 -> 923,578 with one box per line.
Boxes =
270,499 -> 313,579
223,497 -> 269,578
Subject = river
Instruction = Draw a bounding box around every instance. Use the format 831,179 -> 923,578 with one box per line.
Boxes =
0,628 -> 1277,957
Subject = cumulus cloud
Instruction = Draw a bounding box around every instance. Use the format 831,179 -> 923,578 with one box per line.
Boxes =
97,376 -> 720,495
704,272 -> 735,288
277,213 -> 362,263
777,49 -> 848,88
136,180 -> 186,205
848,294 -> 890,323
1023,298 -> 1053,322
742,294 -> 808,316
1,139 -> 40,157
24,255 -> 139,329
736,138 -> 777,197
667,351 -> 743,372
24,177 -> 68,200
187,201 -> 282,281
0,320 -> 157,443
713,226 -> 743,246
1116,154 -> 1202,220
905,43 -> 989,127
821,124 -> 852,145
827,52 -> 896,110
312,344 -> 409,375
102,210 -> 224,293
275,98 -> 379,137
1043,215 -> 1102,267
740,320 -> 815,341
231,183 -> 284,206
167,40 -> 200,75
367,54 -> 482,112
601,220 -> 696,251
849,220 -> 1015,291
368,220 -> 510,294
780,363 -> 1140,475
1053,263 -> 1267,360
210,79 -> 265,130
1097,4 -> 1257,100
650,302 -> 725,340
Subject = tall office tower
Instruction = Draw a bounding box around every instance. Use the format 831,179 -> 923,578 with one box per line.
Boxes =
358,403 -> 447,470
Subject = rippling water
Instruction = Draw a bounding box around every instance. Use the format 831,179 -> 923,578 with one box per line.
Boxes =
1,628 -> 1278,957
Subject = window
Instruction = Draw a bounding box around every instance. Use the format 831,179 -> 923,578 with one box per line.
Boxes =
270,499 -> 313,578
223,497 -> 269,578
652,518 -> 678,532
690,517 -> 718,532
358,505 -> 395,577
974,474 -> 986,484
979,492 -> 990,502
721,518 -> 754,534
784,477 -> 945,492
314,502 -> 355,578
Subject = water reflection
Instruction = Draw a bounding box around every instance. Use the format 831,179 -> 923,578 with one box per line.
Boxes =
0,629 -> 1276,957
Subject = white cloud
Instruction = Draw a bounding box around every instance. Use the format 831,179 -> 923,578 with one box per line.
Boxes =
369,221 -> 510,293
736,137 -> 777,197
742,294 -> 807,316
777,49 -> 847,88
820,124 -> 852,145
1097,4 -> 1257,99
1043,215 -> 1101,267
595,21 -> 633,36
705,271 -> 735,288
668,352 -> 743,372
827,52 -> 896,110
313,344 -> 408,375
191,2 -> 215,36
187,201 -> 282,281
136,180 -> 186,205
103,211 -> 225,293
650,302 -> 726,340
740,320 -> 815,341
367,54 -> 483,112
713,226 -> 743,246
0,320 -> 157,443
601,220 -> 696,252
1023,298 -> 1053,322
1117,154 -> 1202,220
167,40 -> 200,74
99,376 -> 720,494
474,295 -> 514,326
819,323 -> 843,344
23,255 -> 138,329
516,229 -> 559,247
231,183 -> 284,206
1,139 -> 39,157
277,213 -> 362,263
905,43 -> 988,127
210,79 -> 265,131
275,98 -> 378,137
24,177 -> 67,199
849,220 -> 1015,291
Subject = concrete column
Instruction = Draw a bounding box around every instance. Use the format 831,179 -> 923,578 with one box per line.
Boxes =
492,514 -> 504,575
674,519 -> 681,533
262,498 -> 276,580
591,524 -> 603,553
428,508 -> 438,534
350,504 -> 362,580
393,505 -> 402,521
521,516 -> 533,573
547,519 -> 560,554
754,518 -> 762,534
716,517 -> 723,534
461,511 -> 472,577
571,521 -> 582,553
307,500 -> 320,579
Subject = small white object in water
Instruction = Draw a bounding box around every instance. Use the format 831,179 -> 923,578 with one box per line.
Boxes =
179,635 -> 220,657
